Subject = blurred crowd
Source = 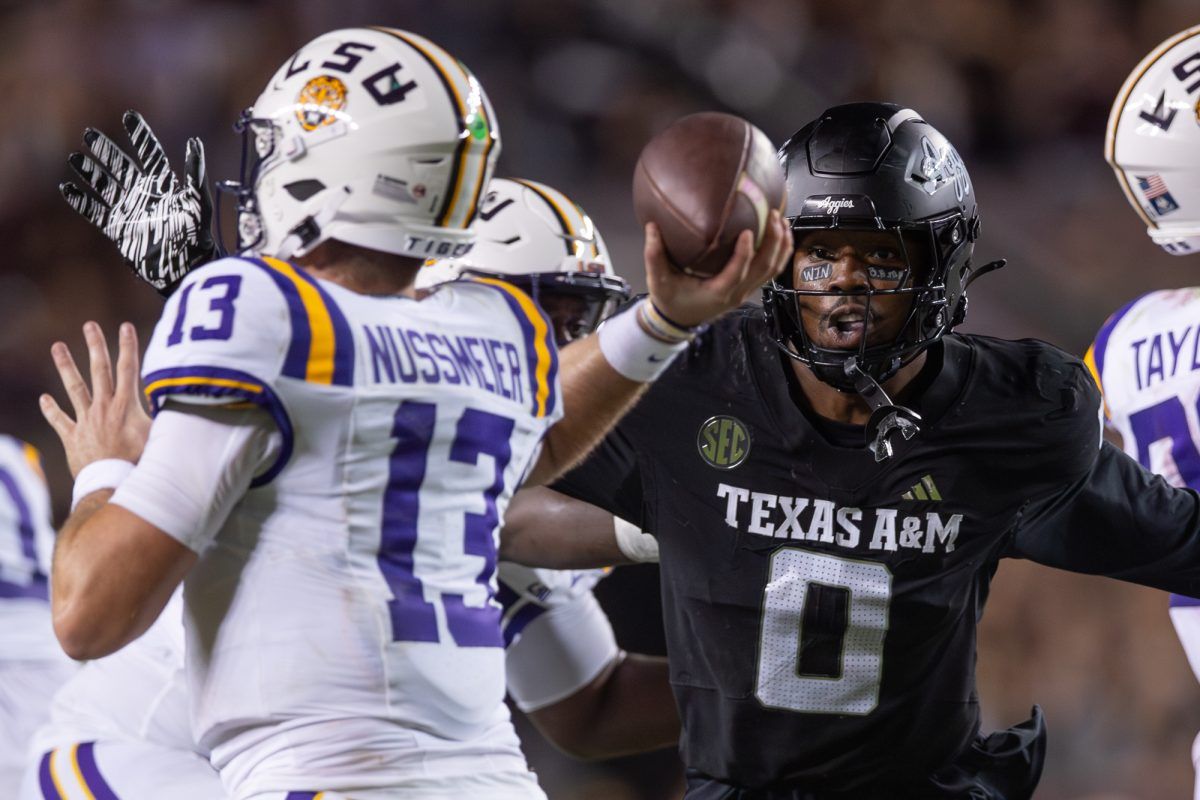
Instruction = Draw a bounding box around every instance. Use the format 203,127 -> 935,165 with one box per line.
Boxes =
2,0 -> 1198,797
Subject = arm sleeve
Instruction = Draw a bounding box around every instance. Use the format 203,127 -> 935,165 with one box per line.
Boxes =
1008,441 -> 1200,595
499,564 -> 621,712
551,422 -> 647,529
141,257 -> 301,484
505,589 -> 621,712
110,406 -> 280,553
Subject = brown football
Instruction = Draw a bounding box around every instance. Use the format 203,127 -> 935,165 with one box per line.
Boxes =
633,112 -> 786,277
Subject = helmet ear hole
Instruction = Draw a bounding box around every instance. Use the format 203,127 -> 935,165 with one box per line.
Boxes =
285,180 -> 326,201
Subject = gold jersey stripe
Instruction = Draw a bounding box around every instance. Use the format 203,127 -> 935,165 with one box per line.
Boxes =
21,441 -> 44,483
144,376 -> 266,401
260,257 -> 339,384
471,276 -> 555,417
48,748 -> 71,799
69,744 -> 98,800
1083,343 -> 1110,420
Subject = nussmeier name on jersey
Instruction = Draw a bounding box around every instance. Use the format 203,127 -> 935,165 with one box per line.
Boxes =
136,256 -> 561,795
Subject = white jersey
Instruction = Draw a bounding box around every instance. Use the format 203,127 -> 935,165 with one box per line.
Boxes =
30,590 -> 192,755
22,564 -> 620,796
135,256 -> 561,795
0,436 -> 58,658
0,436 -> 75,793
1087,288 -> 1200,677
1087,288 -> 1200,484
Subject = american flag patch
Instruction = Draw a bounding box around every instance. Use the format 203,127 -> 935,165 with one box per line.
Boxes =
1136,174 -> 1180,216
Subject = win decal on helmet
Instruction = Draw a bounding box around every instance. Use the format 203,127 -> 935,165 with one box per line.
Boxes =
416,177 -> 630,346
762,102 -> 1005,460
1106,25 -> 1200,256
218,27 -> 500,262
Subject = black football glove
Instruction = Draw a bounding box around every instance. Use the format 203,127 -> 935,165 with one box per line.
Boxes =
60,110 -> 218,295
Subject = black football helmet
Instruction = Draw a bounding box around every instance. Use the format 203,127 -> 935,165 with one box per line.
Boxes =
763,103 -> 1001,394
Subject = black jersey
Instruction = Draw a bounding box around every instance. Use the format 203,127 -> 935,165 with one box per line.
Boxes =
554,308 -> 1200,796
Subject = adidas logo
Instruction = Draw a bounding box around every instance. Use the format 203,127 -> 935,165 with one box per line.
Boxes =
902,474 -> 942,501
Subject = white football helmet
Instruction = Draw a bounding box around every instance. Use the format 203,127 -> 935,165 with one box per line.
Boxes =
417,177 -> 630,344
1106,25 -> 1200,255
226,27 -> 500,260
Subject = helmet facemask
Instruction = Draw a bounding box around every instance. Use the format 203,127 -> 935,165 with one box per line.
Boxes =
217,110 -> 281,255
760,101 -> 1006,459
415,177 -> 631,346
461,268 -> 629,346
765,210 -> 971,392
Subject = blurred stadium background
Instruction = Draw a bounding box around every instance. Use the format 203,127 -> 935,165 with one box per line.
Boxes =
1,0 -> 1198,797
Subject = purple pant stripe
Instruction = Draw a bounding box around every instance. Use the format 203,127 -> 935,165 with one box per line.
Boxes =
284,793 -> 320,800
76,742 -> 121,800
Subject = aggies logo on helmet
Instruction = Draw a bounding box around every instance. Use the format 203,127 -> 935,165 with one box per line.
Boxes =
296,75 -> 348,131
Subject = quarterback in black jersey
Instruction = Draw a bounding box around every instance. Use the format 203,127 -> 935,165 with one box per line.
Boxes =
502,103 -> 1200,799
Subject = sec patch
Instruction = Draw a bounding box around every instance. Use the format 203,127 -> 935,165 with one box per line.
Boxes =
697,415 -> 751,470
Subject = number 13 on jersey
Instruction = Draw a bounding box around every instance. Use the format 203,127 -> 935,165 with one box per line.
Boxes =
378,400 -> 514,648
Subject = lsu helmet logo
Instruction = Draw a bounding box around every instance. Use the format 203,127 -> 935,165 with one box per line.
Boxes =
296,75 -> 348,131
697,415 -> 751,470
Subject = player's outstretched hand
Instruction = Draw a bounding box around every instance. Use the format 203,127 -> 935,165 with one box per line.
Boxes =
644,209 -> 792,329
40,322 -> 151,478
60,110 -> 216,295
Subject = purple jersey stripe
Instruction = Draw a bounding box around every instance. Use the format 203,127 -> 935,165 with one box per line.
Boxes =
0,579 -> 49,599
502,600 -> 548,647
474,281 -> 559,417
246,257 -> 313,381
37,750 -> 61,800
76,742 -> 121,800
143,366 -> 295,487
1170,593 -> 1200,607
289,267 -> 357,386
0,466 -> 48,599
284,793 -> 319,800
1091,295 -> 1144,384
0,468 -> 40,567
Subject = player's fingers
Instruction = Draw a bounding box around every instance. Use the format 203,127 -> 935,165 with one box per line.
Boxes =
68,151 -> 125,208
51,341 -> 92,415
773,213 -> 795,278
82,128 -> 140,190
123,110 -> 169,177
38,394 -> 75,439
184,137 -> 206,187
83,321 -> 114,401
642,222 -> 680,287
642,222 -> 668,269
706,229 -> 755,298
59,182 -> 110,229
742,212 -> 788,295
755,211 -> 789,283
114,322 -> 142,403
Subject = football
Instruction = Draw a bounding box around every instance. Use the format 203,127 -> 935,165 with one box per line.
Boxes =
632,111 -> 786,277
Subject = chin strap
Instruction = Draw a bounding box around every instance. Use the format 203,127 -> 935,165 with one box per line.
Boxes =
844,357 -> 922,462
